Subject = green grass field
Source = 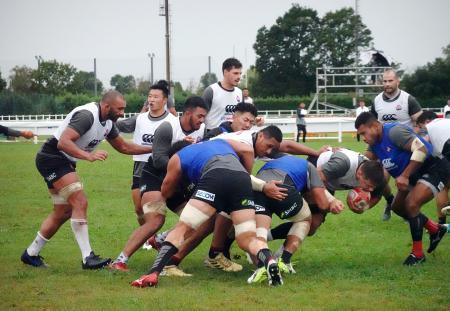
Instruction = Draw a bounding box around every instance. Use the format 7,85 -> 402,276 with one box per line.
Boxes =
0,135 -> 449,310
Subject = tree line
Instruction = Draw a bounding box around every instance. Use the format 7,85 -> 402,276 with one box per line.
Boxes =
0,5 -> 448,115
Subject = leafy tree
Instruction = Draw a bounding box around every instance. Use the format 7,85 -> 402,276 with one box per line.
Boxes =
68,70 -> 103,95
136,78 -> 151,96
198,72 -> 218,92
0,71 -> 6,92
110,74 -> 136,94
33,60 -> 77,95
9,65 -> 35,94
402,43 -> 450,100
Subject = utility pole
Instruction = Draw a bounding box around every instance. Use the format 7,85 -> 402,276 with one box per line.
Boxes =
94,58 -> 97,97
148,53 -> 155,84
208,56 -> 211,75
160,0 -> 172,94
353,0 -> 360,107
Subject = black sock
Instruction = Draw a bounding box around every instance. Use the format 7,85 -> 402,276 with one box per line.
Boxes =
222,236 -> 235,259
256,248 -> 273,268
385,194 -> 394,206
438,216 -> 446,225
270,222 -> 294,240
281,250 -> 293,264
208,247 -> 222,259
149,241 -> 178,274
408,214 -> 427,241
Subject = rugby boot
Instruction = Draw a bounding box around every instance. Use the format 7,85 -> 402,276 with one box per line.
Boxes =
204,253 -> 242,272
277,258 -> 296,274
427,224 -> 447,253
403,253 -> 425,266
267,259 -> 283,286
21,250 -> 48,268
382,203 -> 391,221
108,261 -> 129,272
82,251 -> 111,270
247,267 -> 267,284
161,265 -> 192,277
131,272 -> 159,288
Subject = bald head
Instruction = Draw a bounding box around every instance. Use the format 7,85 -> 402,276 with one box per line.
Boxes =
100,90 -> 126,122
101,90 -> 124,105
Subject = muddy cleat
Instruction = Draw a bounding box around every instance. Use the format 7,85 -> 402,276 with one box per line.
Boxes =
131,272 -> 159,288
204,253 -> 243,272
247,267 -> 267,284
403,253 -> 426,266
382,203 -> 391,221
427,224 -> 447,253
277,258 -> 296,274
267,259 -> 283,286
82,252 -> 111,270
161,265 -> 192,277
108,261 -> 129,272
21,250 -> 48,268
441,206 -> 450,215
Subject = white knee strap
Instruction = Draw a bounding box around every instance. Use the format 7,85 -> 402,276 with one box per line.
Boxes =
287,220 -> 310,241
51,193 -> 68,205
58,182 -> 83,200
256,227 -> 268,240
179,203 -> 211,230
219,211 -> 231,219
142,201 -> 167,215
234,220 -> 256,236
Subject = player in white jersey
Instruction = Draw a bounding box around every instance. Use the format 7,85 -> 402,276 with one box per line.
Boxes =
371,69 -> 423,221
22,91 -> 152,269
110,96 -> 207,272
417,111 -> 450,224
203,58 -> 243,130
116,83 -> 177,224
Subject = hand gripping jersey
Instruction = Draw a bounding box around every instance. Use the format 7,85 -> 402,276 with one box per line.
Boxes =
371,123 -> 432,178
317,149 -> 367,191
54,102 -> 113,162
258,155 -> 308,192
132,112 -> 177,162
178,139 -> 239,184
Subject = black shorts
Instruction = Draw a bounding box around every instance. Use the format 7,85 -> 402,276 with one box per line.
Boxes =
139,159 -> 165,194
254,184 -> 303,219
191,168 -> 254,214
410,156 -> 450,195
131,161 -> 146,190
35,152 -> 76,189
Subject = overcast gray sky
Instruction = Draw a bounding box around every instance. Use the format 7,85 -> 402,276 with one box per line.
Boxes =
0,0 -> 449,90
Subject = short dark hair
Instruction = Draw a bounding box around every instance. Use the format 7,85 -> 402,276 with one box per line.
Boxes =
222,58 -> 242,72
355,112 -> 378,129
183,96 -> 209,112
150,81 -> 169,98
101,90 -> 124,103
169,140 -> 192,158
235,102 -> 257,117
360,160 -> 386,189
260,125 -> 283,143
417,110 -> 437,124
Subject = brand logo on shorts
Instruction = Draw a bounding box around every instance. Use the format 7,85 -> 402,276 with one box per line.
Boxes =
140,185 -> 147,193
241,199 -> 255,207
142,134 -> 154,144
382,158 -> 396,169
280,202 -> 298,218
46,172 -> 57,181
195,190 -> 215,202
255,204 -> 265,213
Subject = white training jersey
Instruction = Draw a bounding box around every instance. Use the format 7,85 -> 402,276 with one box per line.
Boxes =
373,90 -> 415,127
204,83 -> 242,130
133,111 -> 177,162
168,117 -> 205,144
317,148 -> 365,191
211,129 -> 256,147
355,106 -> 369,117
426,118 -> 450,157
54,102 -> 113,162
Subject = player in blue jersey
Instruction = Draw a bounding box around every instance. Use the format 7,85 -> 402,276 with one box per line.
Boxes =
131,139 -> 284,287
355,112 -> 449,265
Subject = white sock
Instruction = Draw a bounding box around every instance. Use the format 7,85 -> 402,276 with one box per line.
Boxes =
115,252 -> 128,264
27,232 -> 49,256
266,230 -> 274,241
70,219 -> 92,262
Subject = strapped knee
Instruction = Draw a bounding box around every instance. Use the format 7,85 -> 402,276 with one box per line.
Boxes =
234,220 -> 256,237
58,182 -> 83,201
179,203 -> 210,230
51,193 -> 68,205
287,220 -> 310,241
256,227 -> 268,240
142,201 -> 167,215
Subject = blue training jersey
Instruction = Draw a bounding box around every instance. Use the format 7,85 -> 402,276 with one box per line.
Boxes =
258,155 -> 308,192
371,123 -> 432,178
178,139 -> 238,183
